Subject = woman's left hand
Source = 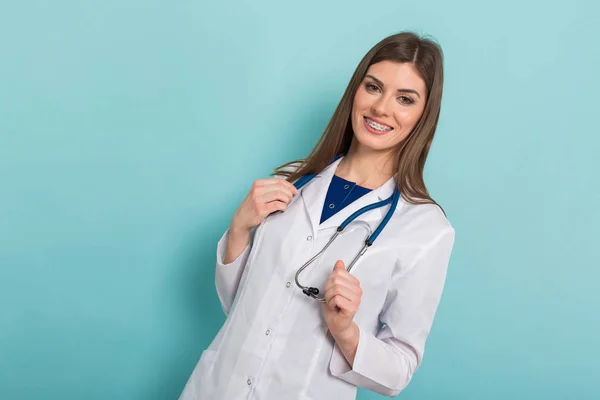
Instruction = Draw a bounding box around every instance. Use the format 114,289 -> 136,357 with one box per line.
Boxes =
323,260 -> 363,336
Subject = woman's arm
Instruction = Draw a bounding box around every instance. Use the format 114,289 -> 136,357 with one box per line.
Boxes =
215,226 -> 255,316
214,173 -> 298,315
329,227 -> 455,397
224,226 -> 252,264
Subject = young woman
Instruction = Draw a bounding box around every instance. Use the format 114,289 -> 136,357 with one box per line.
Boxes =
180,31 -> 455,400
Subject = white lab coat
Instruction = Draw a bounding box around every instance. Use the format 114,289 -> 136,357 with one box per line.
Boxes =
179,156 -> 455,399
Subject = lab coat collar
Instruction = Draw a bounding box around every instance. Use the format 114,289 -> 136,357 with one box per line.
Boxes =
300,155 -> 400,237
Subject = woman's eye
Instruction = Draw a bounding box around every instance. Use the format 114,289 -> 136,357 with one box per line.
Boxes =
365,83 -> 380,92
398,96 -> 414,105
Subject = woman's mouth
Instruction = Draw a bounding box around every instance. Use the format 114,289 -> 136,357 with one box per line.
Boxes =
363,116 -> 393,135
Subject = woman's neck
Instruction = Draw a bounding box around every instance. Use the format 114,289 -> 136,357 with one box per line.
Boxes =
334,144 -> 396,190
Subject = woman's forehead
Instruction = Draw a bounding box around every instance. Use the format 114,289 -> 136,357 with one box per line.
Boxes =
365,61 -> 426,92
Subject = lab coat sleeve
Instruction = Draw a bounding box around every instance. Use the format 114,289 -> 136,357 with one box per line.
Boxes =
215,227 -> 255,315
214,165 -> 296,315
329,227 -> 455,397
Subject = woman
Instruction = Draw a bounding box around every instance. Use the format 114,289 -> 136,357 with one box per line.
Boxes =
180,31 -> 455,399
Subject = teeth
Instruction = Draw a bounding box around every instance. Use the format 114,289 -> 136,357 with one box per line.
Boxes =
366,117 -> 392,131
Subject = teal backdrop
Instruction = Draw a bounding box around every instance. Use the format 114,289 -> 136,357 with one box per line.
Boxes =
1,0 -> 598,399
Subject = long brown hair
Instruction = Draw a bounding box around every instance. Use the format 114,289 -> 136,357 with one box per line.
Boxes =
274,31 -> 445,209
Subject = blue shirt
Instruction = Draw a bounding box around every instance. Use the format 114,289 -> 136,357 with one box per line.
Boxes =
320,175 -> 372,224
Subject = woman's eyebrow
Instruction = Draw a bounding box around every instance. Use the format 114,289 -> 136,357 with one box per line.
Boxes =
365,74 -> 421,99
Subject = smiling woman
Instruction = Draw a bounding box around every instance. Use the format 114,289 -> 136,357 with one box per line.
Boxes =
279,32 -> 445,207
353,62 -> 427,160
179,31 -> 454,400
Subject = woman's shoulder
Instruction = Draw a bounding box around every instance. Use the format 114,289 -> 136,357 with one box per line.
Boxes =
392,196 -> 455,245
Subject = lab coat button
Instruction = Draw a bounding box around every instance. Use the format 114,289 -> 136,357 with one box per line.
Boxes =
265,329 -> 271,336
247,378 -> 252,386
306,235 -> 312,241
286,282 -> 291,288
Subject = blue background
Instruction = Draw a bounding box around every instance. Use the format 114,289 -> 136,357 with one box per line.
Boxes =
1,0 -> 598,399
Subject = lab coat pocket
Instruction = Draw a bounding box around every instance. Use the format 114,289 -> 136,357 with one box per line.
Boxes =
179,349 -> 217,400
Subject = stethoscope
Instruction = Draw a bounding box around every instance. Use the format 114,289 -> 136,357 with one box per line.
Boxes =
290,157 -> 400,302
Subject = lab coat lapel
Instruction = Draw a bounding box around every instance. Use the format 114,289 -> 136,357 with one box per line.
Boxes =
299,154 -> 399,236
300,157 -> 343,238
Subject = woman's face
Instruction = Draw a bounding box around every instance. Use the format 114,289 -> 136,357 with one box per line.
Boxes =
351,60 -> 427,153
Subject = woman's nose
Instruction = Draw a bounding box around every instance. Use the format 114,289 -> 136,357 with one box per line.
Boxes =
371,96 -> 390,116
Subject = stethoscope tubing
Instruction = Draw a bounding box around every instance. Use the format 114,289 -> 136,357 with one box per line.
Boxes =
290,168 -> 400,302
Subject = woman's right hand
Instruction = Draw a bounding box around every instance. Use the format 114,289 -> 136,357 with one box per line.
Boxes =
230,178 -> 299,234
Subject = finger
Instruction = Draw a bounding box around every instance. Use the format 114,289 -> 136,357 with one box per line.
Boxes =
325,283 -> 361,304
330,261 -> 359,285
279,178 -> 299,195
271,180 -> 297,198
324,283 -> 344,309
328,294 -> 356,315
252,183 -> 295,200
263,201 -> 287,215
259,189 -> 293,205
276,177 -> 299,195
250,184 -> 294,203
325,270 -> 360,291
257,178 -> 299,196
324,274 -> 360,294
